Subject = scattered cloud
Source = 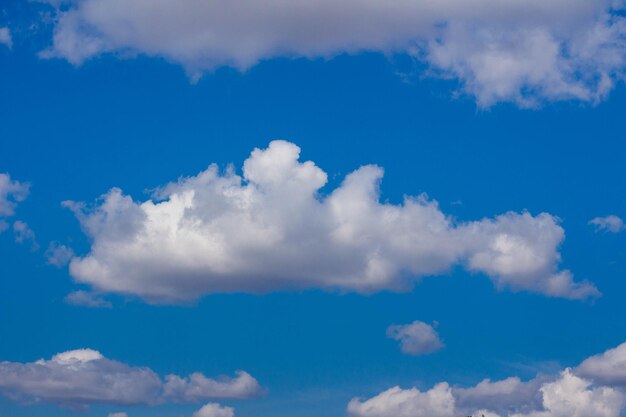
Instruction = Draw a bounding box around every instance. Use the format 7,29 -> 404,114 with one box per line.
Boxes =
386,321 -> 444,356
576,341 -> 626,387
348,341 -> 626,417
0,173 -> 29,223
64,140 -> 598,303
0,27 -> 11,49
108,413 -> 128,417
64,290 -> 112,308
164,371 -> 261,403
0,349 -> 261,410
45,242 -> 75,267
40,0 -> 626,106
193,403 -> 235,417
13,220 -> 39,251
589,215 -> 625,233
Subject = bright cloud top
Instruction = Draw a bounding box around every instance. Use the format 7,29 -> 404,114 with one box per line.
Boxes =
42,0 -> 626,106
347,341 -> 626,417
193,403 -> 235,417
0,349 -> 260,410
64,140 -> 598,303
386,321 -> 444,356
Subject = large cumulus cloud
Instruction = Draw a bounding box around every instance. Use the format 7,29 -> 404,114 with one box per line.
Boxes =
64,140 -> 598,303
0,349 -> 260,410
40,0 -> 626,106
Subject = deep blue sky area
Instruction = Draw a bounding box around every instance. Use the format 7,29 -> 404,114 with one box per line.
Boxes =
1,12 -> 626,417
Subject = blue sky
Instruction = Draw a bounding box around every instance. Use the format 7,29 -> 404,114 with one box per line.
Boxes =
1,2 -> 626,417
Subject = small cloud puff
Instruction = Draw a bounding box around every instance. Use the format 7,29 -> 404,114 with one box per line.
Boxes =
386,321 -> 444,356
589,215 -> 625,233
45,242 -> 75,267
193,403 -> 235,417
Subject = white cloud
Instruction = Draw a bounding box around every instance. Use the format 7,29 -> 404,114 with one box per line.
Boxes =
347,383 -> 455,417
64,290 -> 112,308
509,370 -> 624,417
108,413 -> 128,417
386,321 -> 444,356
13,220 -> 39,251
347,368 -> 625,417
0,349 -> 261,410
453,377 -> 545,415
575,341 -> 626,387
0,27 -> 11,49
193,403 -> 235,417
40,0 -> 626,106
163,371 -> 261,402
45,241 -> 75,267
589,215 -> 625,233
0,173 -> 29,220
64,140 -> 598,303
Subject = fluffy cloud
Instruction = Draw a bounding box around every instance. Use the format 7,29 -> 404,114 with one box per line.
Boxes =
64,140 -> 598,303
41,0 -> 626,106
348,368 -> 625,417
509,370 -> 624,417
0,27 -> 11,49
0,349 -> 260,410
589,215 -> 625,233
193,403 -> 235,417
348,383 -> 455,417
576,341 -> 626,386
386,321 -> 444,356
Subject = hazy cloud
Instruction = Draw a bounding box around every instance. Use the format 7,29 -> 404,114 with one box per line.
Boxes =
386,321 -> 444,356
0,27 -> 11,49
0,173 -> 29,220
45,242 -> 75,267
64,290 -> 112,308
64,140 -> 598,303
589,215 -> 625,233
13,221 -> 39,251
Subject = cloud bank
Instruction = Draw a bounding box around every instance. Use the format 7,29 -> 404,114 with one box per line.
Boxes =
41,0 -> 626,106
347,342 -> 626,417
386,321 -> 444,356
64,140 -> 598,303
0,349 -> 260,410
